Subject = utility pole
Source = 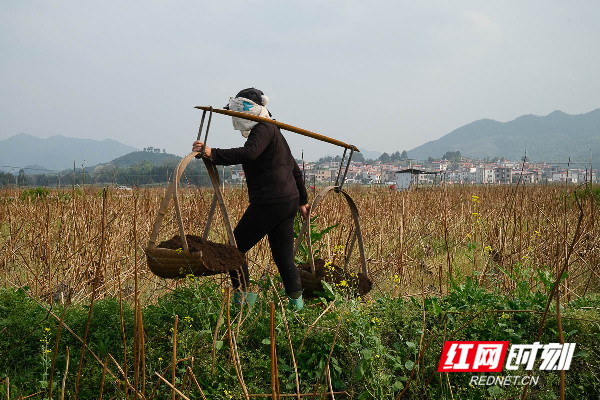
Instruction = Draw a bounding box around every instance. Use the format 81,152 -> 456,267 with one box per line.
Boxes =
590,149 -> 594,228
302,150 -> 306,185
483,165 -> 486,185
81,161 -> 85,193
407,159 -> 415,188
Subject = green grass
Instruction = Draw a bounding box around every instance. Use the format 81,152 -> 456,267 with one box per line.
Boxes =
1,272 -> 599,399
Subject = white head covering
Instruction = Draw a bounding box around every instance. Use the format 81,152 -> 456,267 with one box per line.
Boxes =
228,96 -> 271,138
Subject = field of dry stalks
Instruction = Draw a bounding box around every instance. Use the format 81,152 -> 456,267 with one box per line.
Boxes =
1,183 -> 599,398
1,184 -> 598,305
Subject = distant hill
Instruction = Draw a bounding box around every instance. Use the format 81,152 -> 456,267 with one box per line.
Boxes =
0,133 -> 138,172
106,151 -> 181,168
22,165 -> 52,175
407,109 -> 600,162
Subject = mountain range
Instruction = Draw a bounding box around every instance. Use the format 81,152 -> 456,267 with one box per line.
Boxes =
407,109 -> 600,162
0,133 -> 138,173
2,108 -> 599,172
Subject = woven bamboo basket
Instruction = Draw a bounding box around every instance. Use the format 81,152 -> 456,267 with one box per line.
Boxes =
145,152 -> 243,279
146,247 -> 226,278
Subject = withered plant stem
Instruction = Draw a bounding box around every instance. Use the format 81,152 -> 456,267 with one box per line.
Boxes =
47,306 -> 67,400
74,188 -> 106,400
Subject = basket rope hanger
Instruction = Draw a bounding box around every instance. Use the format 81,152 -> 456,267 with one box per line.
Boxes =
148,107 -> 236,252
146,107 -> 240,278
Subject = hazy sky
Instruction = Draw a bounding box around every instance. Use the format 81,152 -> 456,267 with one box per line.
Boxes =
1,1 -> 599,161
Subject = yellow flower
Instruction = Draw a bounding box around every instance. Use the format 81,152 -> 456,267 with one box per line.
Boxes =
339,280 -> 348,287
175,247 -> 183,254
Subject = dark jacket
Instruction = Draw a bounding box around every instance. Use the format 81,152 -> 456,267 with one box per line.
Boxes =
211,122 -> 308,205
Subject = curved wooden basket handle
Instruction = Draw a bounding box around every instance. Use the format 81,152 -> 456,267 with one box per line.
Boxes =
147,152 -> 199,254
294,186 -> 367,277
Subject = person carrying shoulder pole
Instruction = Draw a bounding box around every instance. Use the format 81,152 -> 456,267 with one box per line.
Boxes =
192,88 -> 309,310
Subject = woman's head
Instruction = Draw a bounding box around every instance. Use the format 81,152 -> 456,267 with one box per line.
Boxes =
226,87 -> 271,138
235,88 -> 269,106
224,87 -> 269,109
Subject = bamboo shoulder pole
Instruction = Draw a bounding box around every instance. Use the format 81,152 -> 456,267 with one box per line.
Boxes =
194,106 -> 360,152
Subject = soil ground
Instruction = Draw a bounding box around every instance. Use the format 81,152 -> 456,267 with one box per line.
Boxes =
157,234 -> 245,272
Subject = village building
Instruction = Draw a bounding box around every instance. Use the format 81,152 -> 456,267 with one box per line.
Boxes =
494,167 -> 512,184
475,165 -> 495,184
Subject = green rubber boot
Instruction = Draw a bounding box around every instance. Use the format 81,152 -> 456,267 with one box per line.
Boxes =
233,291 -> 258,308
288,295 -> 304,311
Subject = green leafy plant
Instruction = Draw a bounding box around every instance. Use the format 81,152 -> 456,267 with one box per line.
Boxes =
293,214 -> 338,264
19,187 -> 49,201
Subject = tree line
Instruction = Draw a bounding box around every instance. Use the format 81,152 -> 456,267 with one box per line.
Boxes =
0,160 -> 235,188
316,150 -> 410,165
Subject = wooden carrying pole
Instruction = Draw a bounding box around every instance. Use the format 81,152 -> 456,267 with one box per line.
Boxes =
194,106 -> 360,152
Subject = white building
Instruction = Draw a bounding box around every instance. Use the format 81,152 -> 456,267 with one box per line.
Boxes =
367,172 -> 381,183
395,168 -> 437,190
552,170 -> 578,183
476,165 -> 495,184
396,170 -> 412,190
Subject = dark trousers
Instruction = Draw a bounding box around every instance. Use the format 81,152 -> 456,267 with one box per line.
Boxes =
230,197 -> 302,297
